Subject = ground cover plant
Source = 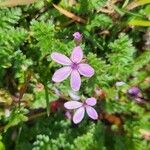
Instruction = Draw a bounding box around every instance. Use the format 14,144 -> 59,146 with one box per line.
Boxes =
0,0 -> 150,150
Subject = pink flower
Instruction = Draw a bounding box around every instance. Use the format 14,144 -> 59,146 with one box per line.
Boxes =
73,32 -> 82,45
64,97 -> 98,124
73,32 -> 82,40
51,46 -> 94,91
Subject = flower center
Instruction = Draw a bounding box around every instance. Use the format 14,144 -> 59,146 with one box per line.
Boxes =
82,103 -> 87,107
71,63 -> 79,70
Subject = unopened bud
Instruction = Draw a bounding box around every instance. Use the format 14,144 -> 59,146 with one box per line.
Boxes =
73,32 -> 82,45
128,87 -> 141,97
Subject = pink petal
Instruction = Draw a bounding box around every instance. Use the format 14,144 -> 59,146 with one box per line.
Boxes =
73,32 -> 82,40
86,106 -> 98,120
70,70 -> 81,91
52,67 -> 71,82
85,98 -> 97,106
73,107 -> 85,124
65,111 -> 72,120
51,52 -> 71,65
64,101 -> 83,109
71,46 -> 83,63
78,64 -> 94,77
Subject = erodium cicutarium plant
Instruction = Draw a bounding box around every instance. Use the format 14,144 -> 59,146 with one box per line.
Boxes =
51,32 -> 97,124
64,97 -> 98,124
51,46 -> 94,91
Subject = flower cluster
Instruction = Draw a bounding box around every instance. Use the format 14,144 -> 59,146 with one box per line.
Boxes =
51,32 -> 98,124
51,33 -> 94,91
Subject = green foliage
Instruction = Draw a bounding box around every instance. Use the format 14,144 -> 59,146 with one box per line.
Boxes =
32,134 -> 50,150
0,135 -> 5,150
107,33 -> 136,80
30,20 -> 55,58
87,14 -> 113,30
0,0 -> 149,150
133,50 -> 150,71
90,0 -> 106,10
0,7 -> 22,30
86,53 -> 112,91
0,28 -> 28,68
4,107 -> 28,131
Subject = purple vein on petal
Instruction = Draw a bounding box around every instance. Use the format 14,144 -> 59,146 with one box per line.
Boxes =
78,63 -> 95,77
86,106 -> 98,120
71,46 -> 83,63
51,52 -> 72,65
64,101 -> 83,109
52,66 -> 71,82
85,98 -> 96,106
73,107 -> 85,124
71,70 -> 81,91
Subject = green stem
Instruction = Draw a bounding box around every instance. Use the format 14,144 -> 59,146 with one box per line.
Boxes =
15,125 -> 22,150
44,83 -> 50,116
122,0 -> 129,8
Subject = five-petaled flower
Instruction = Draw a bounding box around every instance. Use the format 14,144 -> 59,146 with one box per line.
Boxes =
64,97 -> 98,124
51,46 -> 94,91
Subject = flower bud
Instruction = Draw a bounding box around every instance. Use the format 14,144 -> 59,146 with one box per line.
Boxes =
127,86 -> 145,103
128,87 -> 141,97
65,111 -> 72,120
73,32 -> 82,45
68,90 -> 80,101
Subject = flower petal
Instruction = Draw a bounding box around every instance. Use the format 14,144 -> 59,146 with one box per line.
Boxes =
78,64 -> 94,77
52,67 -> 71,82
85,97 -> 97,106
73,107 -> 85,124
73,32 -> 82,40
86,106 -> 98,120
64,101 -> 83,109
71,70 -> 81,91
65,111 -> 72,120
68,90 -> 80,101
71,46 -> 83,63
51,52 -> 71,65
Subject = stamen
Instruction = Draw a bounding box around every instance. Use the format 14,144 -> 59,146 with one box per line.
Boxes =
71,63 -> 79,70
